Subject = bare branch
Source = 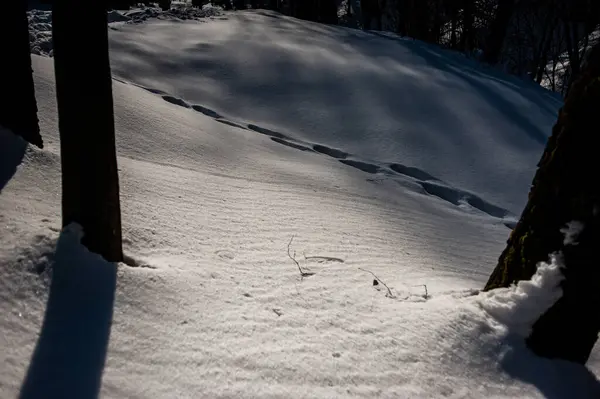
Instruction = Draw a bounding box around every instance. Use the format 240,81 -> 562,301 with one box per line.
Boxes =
288,236 -> 314,279
288,235 -> 302,274
359,267 -> 395,298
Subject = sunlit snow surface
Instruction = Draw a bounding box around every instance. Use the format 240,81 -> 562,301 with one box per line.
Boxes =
3,9 -> 599,399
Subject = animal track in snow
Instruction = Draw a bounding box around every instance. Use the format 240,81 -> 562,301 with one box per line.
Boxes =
139,81 -> 514,224
216,119 -> 247,130
339,159 -> 382,174
312,144 -> 348,159
271,137 -> 313,152
389,163 -> 440,182
247,124 -> 289,140
215,250 -> 235,260
192,104 -> 222,119
162,95 -> 191,108
420,181 -> 509,219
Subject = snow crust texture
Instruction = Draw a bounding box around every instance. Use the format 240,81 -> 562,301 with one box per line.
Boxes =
3,9 -> 600,399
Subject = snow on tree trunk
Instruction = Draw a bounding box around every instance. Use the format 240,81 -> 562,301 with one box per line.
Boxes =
0,0 -> 43,148
52,0 -> 123,262
485,43 -> 600,363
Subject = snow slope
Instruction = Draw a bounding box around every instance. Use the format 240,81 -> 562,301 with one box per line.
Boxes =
3,10 -> 599,399
108,10 -> 562,214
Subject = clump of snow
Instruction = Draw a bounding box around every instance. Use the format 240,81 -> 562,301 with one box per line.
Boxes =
561,221 -> 585,246
121,3 -> 221,23
200,3 -> 225,17
477,254 -> 563,338
107,10 -> 132,23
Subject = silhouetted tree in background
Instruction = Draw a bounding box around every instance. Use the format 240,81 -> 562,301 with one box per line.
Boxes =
482,0 -> 514,64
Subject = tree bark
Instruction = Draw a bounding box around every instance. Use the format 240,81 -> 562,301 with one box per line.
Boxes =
460,0 -> 475,52
450,2 -> 458,48
360,0 -> 379,30
482,0 -> 515,64
269,0 -> 279,11
485,43 -> 600,363
52,0 -> 123,262
318,0 -> 338,24
412,0 -> 430,41
0,0 -> 42,148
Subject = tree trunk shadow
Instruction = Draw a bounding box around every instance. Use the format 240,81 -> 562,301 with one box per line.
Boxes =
0,127 -> 27,192
19,225 -> 117,399
500,334 -> 600,399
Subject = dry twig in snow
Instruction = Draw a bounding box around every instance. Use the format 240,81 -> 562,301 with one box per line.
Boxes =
359,267 -> 395,298
288,236 -> 314,279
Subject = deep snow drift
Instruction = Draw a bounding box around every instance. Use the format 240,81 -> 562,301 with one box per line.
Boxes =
3,9 -> 599,399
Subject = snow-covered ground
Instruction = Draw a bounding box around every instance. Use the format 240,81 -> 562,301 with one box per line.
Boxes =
3,9 -> 599,398
28,3 -> 224,56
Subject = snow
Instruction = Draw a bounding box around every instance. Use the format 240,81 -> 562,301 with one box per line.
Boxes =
561,221 -> 585,246
27,4 -> 223,57
3,9 -> 600,399
106,10 -> 562,215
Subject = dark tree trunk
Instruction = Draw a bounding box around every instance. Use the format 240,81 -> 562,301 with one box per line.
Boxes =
412,0 -> 429,41
295,0 -> 314,20
318,0 -> 338,24
431,3 -> 443,44
360,0 -> 371,29
563,20 -> 581,82
0,0 -> 43,148
107,0 -> 136,10
158,0 -> 171,10
360,0 -> 379,30
52,0 -> 123,262
529,13 -> 558,83
450,3 -> 458,48
460,0 -> 475,52
485,43 -> 600,363
482,0 -> 515,64
396,0 -> 407,35
269,0 -> 279,11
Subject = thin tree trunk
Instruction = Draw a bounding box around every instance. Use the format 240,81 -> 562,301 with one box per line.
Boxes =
450,4 -> 458,48
535,18 -> 559,84
485,43 -> 600,363
396,0 -> 408,36
52,0 -> 123,262
482,0 -> 515,64
318,0 -> 338,24
530,12 -> 553,81
431,2 -> 442,44
360,0 -> 372,29
460,0 -> 475,52
0,0 -> 43,148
